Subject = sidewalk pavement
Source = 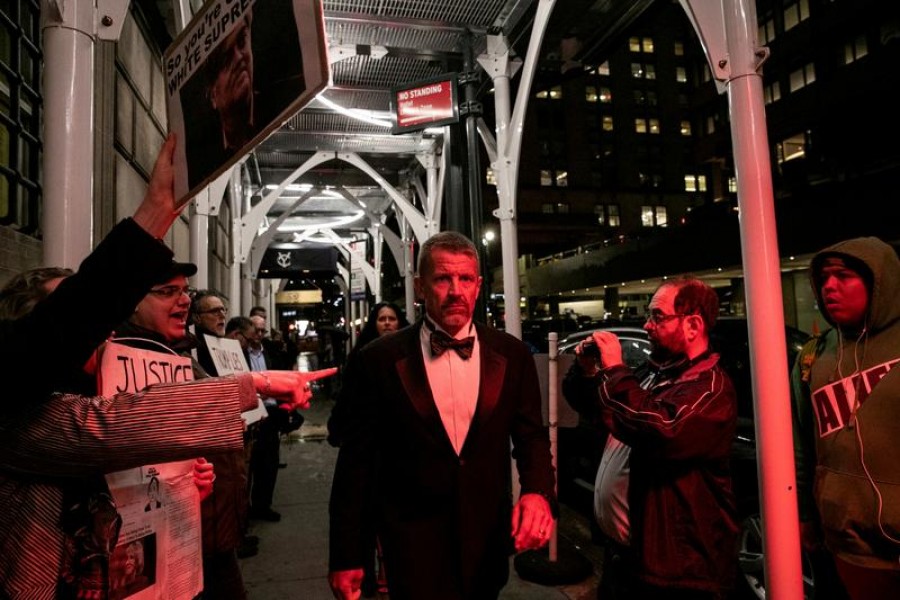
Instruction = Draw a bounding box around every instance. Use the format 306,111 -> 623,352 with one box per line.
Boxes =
239,393 -> 602,599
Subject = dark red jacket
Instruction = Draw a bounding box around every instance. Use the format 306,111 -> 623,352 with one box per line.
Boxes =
599,352 -> 739,594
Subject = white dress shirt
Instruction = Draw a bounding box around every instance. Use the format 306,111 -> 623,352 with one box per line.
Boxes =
419,318 -> 480,455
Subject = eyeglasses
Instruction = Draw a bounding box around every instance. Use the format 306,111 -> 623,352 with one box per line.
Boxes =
148,285 -> 193,299
197,307 -> 228,316
646,312 -> 686,325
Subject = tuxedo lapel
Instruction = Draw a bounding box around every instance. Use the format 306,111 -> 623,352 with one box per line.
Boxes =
460,326 -> 507,456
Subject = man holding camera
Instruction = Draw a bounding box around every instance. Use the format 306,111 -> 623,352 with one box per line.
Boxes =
563,276 -> 739,600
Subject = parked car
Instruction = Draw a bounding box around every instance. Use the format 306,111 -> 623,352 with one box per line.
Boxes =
521,316 -> 583,352
555,317 -> 832,600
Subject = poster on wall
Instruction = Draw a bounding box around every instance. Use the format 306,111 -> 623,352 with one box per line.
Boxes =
163,0 -> 330,207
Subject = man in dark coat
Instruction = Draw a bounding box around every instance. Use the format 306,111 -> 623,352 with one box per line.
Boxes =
328,231 -> 556,600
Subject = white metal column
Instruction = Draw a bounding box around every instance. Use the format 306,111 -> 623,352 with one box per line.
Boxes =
681,1 -> 802,599
477,0 -> 556,339
41,0 -> 97,267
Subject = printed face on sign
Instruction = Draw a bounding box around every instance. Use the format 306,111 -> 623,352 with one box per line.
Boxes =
208,14 -> 255,150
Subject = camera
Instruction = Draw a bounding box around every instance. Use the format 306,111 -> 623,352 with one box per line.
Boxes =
581,339 -> 600,358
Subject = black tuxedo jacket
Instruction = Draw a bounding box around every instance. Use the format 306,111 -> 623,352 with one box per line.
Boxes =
329,321 -> 555,600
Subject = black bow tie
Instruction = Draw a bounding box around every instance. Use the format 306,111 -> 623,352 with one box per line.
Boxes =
430,330 -> 475,360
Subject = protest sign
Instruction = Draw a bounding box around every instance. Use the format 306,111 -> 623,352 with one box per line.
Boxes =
203,334 -> 267,425
164,0 -> 329,206
99,341 -> 202,600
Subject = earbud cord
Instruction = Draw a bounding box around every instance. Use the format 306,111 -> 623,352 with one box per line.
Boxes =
846,328 -> 900,547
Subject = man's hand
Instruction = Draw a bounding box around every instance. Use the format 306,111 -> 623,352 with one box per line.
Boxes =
251,368 -> 338,410
592,331 -> 624,369
328,568 -> 364,600
133,133 -> 183,239
193,457 -> 215,502
511,493 -> 555,552
574,339 -> 601,376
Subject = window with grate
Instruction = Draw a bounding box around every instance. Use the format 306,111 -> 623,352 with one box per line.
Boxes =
0,0 -> 42,235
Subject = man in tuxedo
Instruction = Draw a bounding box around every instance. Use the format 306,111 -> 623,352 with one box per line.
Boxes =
328,231 -> 556,600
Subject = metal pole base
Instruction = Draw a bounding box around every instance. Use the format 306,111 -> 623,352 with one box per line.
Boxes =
513,543 -> 593,586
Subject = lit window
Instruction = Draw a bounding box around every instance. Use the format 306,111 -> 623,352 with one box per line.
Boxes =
599,87 -> 612,103
602,116 -> 614,132
641,205 -> 667,227
680,120 -> 692,136
485,168 -> 497,186
608,204 -> 620,227
648,119 -> 660,134
674,41 -> 684,56
645,65 -> 656,80
535,89 -> 549,99
595,204 -> 621,227
783,0 -> 810,32
777,133 -> 807,164
631,63 -> 643,79
655,206 -> 667,227
764,81 -> 781,104
684,175 -> 702,192
540,170 -> 553,186
789,63 -> 816,92
585,86 -> 598,102
597,61 -> 610,76
843,35 -> 868,65
549,86 -> 563,100
728,177 -> 738,193
642,37 -> 654,53
629,37 -> 641,52
676,66 -> 687,83
556,201 -> 569,213
759,18 -> 776,44
635,118 -> 647,134
706,116 -> 716,135
556,172 -> 569,188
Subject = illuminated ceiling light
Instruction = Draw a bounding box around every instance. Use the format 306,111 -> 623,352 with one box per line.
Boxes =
278,210 -> 366,232
266,183 -> 312,192
316,94 -> 393,128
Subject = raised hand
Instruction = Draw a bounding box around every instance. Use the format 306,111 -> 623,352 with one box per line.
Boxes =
133,133 -> 183,239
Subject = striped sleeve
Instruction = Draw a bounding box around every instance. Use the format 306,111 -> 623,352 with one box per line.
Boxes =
0,374 -> 257,477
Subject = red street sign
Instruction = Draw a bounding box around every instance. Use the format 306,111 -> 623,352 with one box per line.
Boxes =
391,74 -> 459,134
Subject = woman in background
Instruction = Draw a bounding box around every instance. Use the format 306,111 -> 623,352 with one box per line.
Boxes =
327,301 -> 409,597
